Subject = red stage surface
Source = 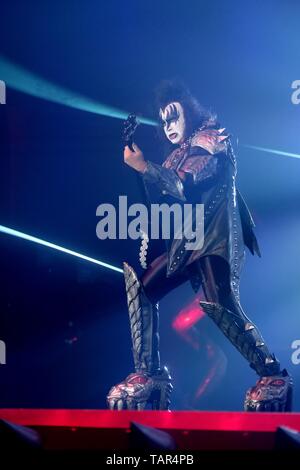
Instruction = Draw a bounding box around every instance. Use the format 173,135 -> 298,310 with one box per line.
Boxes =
1,409 -> 300,450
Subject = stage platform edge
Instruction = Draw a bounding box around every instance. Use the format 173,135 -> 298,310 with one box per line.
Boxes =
1,409 -> 300,450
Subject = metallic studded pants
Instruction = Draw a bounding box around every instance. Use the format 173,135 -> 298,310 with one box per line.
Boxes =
141,253 -> 280,377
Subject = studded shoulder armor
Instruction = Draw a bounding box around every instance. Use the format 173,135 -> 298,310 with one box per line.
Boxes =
190,127 -> 230,155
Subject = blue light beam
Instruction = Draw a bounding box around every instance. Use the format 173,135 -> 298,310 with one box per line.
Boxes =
0,224 -> 123,274
0,56 -> 156,126
243,145 -> 300,160
4,58 -> 300,160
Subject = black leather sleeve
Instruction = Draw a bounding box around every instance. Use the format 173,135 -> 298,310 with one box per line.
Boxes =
142,161 -> 186,202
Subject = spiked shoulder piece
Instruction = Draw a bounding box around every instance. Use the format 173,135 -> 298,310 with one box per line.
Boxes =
190,127 -> 230,155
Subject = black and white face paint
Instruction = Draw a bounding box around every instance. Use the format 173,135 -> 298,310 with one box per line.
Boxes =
159,102 -> 186,145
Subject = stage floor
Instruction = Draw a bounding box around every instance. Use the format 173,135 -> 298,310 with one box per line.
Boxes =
1,409 -> 300,450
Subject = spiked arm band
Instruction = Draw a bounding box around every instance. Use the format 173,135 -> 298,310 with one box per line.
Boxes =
142,161 -> 186,201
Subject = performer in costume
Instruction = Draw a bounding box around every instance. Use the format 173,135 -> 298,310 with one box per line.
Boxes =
107,81 -> 293,411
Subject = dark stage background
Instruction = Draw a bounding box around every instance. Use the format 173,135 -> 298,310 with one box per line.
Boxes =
0,0 -> 299,410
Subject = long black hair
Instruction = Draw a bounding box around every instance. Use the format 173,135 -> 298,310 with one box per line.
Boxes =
155,79 -> 217,143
